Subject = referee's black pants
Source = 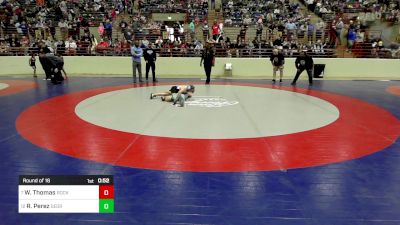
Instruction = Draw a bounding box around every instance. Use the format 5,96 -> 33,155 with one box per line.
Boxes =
292,68 -> 313,84
204,64 -> 212,84
145,61 -> 156,81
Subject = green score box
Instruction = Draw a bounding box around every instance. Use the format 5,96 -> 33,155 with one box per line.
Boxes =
99,199 -> 114,213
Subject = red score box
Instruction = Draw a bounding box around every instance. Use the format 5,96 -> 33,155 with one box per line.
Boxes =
99,185 -> 114,199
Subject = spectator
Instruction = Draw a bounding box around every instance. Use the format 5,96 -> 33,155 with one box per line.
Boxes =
121,39 -> 131,55
20,36 -> 30,48
167,25 -> 175,42
238,25 -> 246,44
58,19 -> 69,41
256,18 -> 263,41
119,20 -> 128,33
65,37 -> 77,55
246,40 -> 254,55
377,39 -> 384,50
155,36 -> 163,48
211,21 -> 220,41
224,17 -> 233,26
243,15 -> 252,25
9,34 -> 20,48
288,39 -> 299,56
194,40 -> 203,55
334,18 -> 344,44
315,20 -> 325,38
189,20 -> 195,40
114,39 -> 123,55
312,39 -> 325,53
307,22 -> 315,41
347,29 -> 356,52
104,20 -> 113,40
297,23 -> 307,39
20,21 -> 29,36
48,20 -> 56,39
389,42 -> 400,58
141,36 -> 150,48
0,39 -> 10,55
124,27 -> 133,41
202,21 -> 209,42
97,38 -> 110,53
355,30 -> 365,43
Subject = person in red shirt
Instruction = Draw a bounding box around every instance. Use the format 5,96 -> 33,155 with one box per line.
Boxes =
110,9 -> 117,21
36,0 -> 44,6
212,21 -> 220,42
97,39 -> 110,54
121,39 -> 130,55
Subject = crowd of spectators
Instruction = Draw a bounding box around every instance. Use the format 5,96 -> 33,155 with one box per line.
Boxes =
220,0 -> 398,58
0,0 -> 127,55
0,0 -> 398,58
221,0 -> 331,48
302,0 -> 399,23
223,0 -> 305,27
138,0 -> 208,23
139,0 -> 186,13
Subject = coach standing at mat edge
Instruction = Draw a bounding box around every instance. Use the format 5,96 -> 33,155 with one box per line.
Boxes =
270,48 -> 285,83
131,40 -> 143,83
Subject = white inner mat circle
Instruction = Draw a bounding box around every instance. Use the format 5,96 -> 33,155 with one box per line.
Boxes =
75,85 -> 340,139
0,83 -> 10,91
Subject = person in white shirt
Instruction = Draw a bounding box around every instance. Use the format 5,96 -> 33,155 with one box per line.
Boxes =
335,18 -> 344,44
355,30 -> 365,43
228,0 -> 233,8
315,20 -> 325,36
167,26 -> 174,42
58,19 -> 69,41
65,37 -> 77,55
224,18 -> 232,26
194,40 -> 203,55
142,37 -> 149,48
155,36 -> 163,48
312,39 -> 325,53
320,6 -> 328,13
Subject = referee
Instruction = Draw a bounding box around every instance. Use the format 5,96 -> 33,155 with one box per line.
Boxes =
200,43 -> 215,84
291,50 -> 314,86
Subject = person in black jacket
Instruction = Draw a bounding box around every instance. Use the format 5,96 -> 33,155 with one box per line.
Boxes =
269,48 -> 285,83
38,45 -> 52,80
39,52 -> 65,84
200,43 -> 215,84
291,50 -> 314,85
143,43 -> 157,82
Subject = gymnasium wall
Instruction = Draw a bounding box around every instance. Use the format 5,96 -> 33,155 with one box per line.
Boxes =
0,56 -> 399,80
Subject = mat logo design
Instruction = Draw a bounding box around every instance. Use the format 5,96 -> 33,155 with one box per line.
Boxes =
187,97 -> 239,108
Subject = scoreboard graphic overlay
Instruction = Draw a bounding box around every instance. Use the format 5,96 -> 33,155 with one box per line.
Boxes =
19,175 -> 114,213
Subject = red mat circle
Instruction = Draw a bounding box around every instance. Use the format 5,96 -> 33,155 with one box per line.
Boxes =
16,82 -> 400,172
386,85 -> 400,96
0,80 -> 37,97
